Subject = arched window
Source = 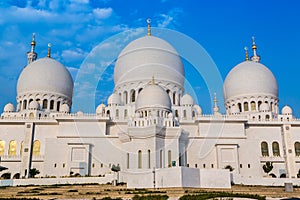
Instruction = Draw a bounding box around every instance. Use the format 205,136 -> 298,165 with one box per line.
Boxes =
50,100 -> 54,110
138,88 -> 143,94
138,150 -> 142,169
8,140 -> 17,156
272,141 -> 280,156
168,150 -> 172,167
192,111 -> 195,118
183,110 -> 187,118
116,109 -> 119,118
130,90 -> 136,103
123,91 -> 128,104
0,140 -> 5,156
244,102 -> 249,111
237,103 -> 242,112
56,101 -> 60,111
160,150 -> 163,168
23,100 -> 27,109
106,110 -> 110,117
20,141 -> 24,156
148,150 -> 151,169
261,141 -> 269,156
173,93 -> 176,104
266,115 -> 270,121
258,101 -> 262,109
127,153 -> 130,169
175,110 -> 179,117
42,99 -> 48,109
124,109 -> 128,118
251,101 -> 256,111
33,140 -> 40,156
295,142 -> 300,156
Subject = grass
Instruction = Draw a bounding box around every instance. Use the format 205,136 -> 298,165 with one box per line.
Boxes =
179,191 -> 266,200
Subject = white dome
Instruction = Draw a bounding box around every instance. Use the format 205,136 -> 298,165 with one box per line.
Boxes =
181,94 -> 194,106
282,105 -> 292,115
60,104 -> 70,113
28,100 -> 40,110
259,102 -> 270,112
223,61 -> 278,101
136,83 -> 171,111
114,36 -> 184,88
96,103 -> 106,114
108,93 -> 121,105
4,103 -> 14,112
17,58 -> 73,100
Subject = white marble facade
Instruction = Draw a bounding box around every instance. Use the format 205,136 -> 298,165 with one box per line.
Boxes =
0,28 -> 299,187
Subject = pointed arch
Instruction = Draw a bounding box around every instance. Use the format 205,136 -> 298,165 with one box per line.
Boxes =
8,140 -> 17,156
33,140 -> 40,156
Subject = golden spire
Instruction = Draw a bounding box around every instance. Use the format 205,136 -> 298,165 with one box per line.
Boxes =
31,33 -> 36,52
147,18 -> 151,36
47,43 -> 51,58
250,36 -> 260,62
251,36 -> 257,50
151,75 -> 155,84
244,46 -> 249,61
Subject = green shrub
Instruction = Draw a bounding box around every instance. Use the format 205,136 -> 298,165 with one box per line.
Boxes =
132,195 -> 169,200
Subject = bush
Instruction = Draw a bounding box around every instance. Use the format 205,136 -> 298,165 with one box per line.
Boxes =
132,195 -> 169,200
179,191 -> 265,200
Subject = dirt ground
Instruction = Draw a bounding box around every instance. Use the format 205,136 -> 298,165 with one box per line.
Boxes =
0,184 -> 300,199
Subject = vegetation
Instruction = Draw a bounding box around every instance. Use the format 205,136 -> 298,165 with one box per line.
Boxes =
132,195 -> 169,200
1,172 -> 11,179
224,165 -> 234,172
100,197 -> 122,200
179,191 -> 266,200
29,168 -> 40,178
262,161 -> 273,175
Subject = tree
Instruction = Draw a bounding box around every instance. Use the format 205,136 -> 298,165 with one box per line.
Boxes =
224,165 -> 234,172
263,161 -> 273,175
111,164 -> 120,186
29,168 -> 40,178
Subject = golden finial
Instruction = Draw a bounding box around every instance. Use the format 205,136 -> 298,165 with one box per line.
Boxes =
151,75 -> 155,84
244,47 -> 249,61
251,36 -> 257,50
147,18 -> 151,36
47,43 -> 51,58
213,92 -> 217,103
31,33 -> 36,47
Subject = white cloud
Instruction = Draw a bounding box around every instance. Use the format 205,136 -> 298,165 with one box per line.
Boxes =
62,48 -> 88,62
93,7 -> 113,19
157,8 -> 183,28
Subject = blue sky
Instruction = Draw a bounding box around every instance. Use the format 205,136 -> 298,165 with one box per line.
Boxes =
1,0 -> 300,116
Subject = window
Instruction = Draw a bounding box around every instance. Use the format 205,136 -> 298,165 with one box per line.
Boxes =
173,93 -> 176,104
138,150 -> 142,169
248,164 -> 251,168
240,164 -> 242,168
238,103 -> 242,112
272,141 -> 280,156
23,100 -> 27,109
8,140 -> 17,156
42,99 -> 48,109
148,150 -> 151,169
63,163 -> 66,168
0,140 -> 5,156
54,163 -> 57,168
33,140 -> 40,156
295,142 -> 300,156
183,110 -> 187,118
175,110 -> 179,117
211,164 -> 214,168
203,164 -> 206,168
130,90 -> 136,103
116,109 -> 119,118
124,109 -> 128,118
123,91 -> 128,104
57,101 -> 60,111
127,153 -> 130,169
251,101 -> 256,111
195,164 -> 198,168
168,150 -> 172,168
50,100 -> 54,110
160,150 -> 163,168
261,141 -> 269,156
244,102 -> 249,111
266,115 -> 270,121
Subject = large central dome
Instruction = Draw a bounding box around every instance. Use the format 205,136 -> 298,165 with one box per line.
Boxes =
114,35 -> 184,89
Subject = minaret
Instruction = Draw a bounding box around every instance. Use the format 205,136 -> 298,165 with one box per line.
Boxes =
250,36 -> 261,62
27,33 -> 38,64
213,92 -> 220,115
47,43 -> 51,58
147,18 -> 151,36
244,47 -> 249,61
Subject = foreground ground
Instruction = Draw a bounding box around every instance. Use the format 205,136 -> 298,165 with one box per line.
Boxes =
0,184 -> 300,199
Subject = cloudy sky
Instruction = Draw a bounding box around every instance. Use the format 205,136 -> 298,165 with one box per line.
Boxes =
1,0 -> 300,115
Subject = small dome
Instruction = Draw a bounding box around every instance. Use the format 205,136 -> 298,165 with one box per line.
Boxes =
60,104 -> 70,113
28,100 -> 40,110
4,103 -> 14,112
96,103 -> 106,114
136,83 -> 171,111
282,105 -> 292,115
223,61 -> 278,101
259,102 -> 270,112
108,93 -> 121,105
114,36 -> 184,89
193,105 -> 202,115
181,94 -> 194,106
230,105 -> 240,114
17,58 -> 74,100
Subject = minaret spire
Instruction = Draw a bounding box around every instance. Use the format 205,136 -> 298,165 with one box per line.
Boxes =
47,43 -> 51,58
26,33 -> 38,65
213,92 -> 220,115
147,18 -> 151,36
250,36 -> 260,62
244,47 -> 249,61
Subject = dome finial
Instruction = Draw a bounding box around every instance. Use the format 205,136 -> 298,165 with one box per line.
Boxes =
251,36 -> 260,62
147,18 -> 151,36
47,43 -> 51,58
151,75 -> 155,85
244,46 -> 249,61
27,33 -> 38,65
213,92 -> 220,114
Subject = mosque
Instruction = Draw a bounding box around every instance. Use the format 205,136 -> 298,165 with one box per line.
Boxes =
0,21 -> 300,188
